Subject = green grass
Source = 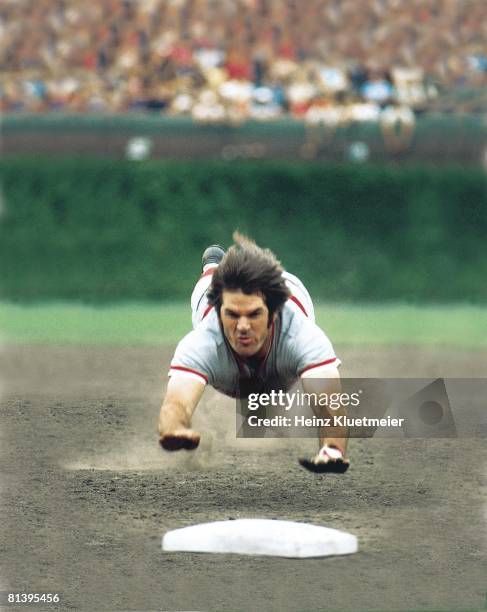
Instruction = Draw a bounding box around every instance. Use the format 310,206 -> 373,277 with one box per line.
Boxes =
0,302 -> 486,349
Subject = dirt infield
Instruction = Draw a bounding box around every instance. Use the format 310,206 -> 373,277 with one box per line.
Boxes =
1,345 -> 485,611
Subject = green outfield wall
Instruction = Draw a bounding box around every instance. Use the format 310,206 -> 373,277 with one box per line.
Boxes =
2,113 -> 486,164
0,159 -> 485,302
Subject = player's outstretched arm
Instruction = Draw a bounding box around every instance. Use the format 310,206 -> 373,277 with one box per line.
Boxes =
299,368 -> 350,473
158,376 -> 206,451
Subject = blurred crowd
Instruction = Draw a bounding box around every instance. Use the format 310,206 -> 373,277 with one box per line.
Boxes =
1,0 -> 486,120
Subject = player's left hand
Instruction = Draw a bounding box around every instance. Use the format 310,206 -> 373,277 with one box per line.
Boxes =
159,428 -> 201,451
299,444 -> 350,474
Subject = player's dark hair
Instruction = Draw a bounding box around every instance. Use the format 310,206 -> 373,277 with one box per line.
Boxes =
207,232 -> 290,324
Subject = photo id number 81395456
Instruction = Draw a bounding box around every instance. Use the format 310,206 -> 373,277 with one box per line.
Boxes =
1,593 -> 61,605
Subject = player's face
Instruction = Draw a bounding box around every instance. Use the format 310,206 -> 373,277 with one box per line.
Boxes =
220,290 -> 274,358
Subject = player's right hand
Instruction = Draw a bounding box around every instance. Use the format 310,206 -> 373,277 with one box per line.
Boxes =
159,428 -> 201,451
299,444 -> 350,474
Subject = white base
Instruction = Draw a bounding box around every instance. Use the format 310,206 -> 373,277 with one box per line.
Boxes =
162,519 -> 358,558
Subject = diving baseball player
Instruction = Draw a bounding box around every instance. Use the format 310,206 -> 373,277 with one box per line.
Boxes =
158,233 -> 350,473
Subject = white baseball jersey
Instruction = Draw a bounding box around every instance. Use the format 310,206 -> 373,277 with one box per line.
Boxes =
169,271 -> 340,397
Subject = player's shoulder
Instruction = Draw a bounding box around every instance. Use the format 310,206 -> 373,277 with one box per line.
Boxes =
280,301 -> 324,339
177,310 -> 224,354
277,303 -> 338,374
278,302 -> 334,356
176,311 -> 229,357
171,311 -> 227,384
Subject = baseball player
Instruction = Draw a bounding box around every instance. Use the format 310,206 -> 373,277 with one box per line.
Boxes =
158,233 -> 349,473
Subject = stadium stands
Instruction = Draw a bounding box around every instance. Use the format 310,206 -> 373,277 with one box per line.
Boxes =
0,0 -> 485,117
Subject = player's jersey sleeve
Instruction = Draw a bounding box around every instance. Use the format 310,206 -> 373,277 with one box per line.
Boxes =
168,328 -> 218,386
287,316 -> 341,378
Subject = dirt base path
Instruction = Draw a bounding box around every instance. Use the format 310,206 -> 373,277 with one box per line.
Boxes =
1,346 -> 485,611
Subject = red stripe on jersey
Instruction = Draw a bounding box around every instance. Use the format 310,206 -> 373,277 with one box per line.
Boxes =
299,358 -> 337,376
170,366 -> 208,383
202,304 -> 214,319
200,267 -> 217,279
288,295 -> 308,317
